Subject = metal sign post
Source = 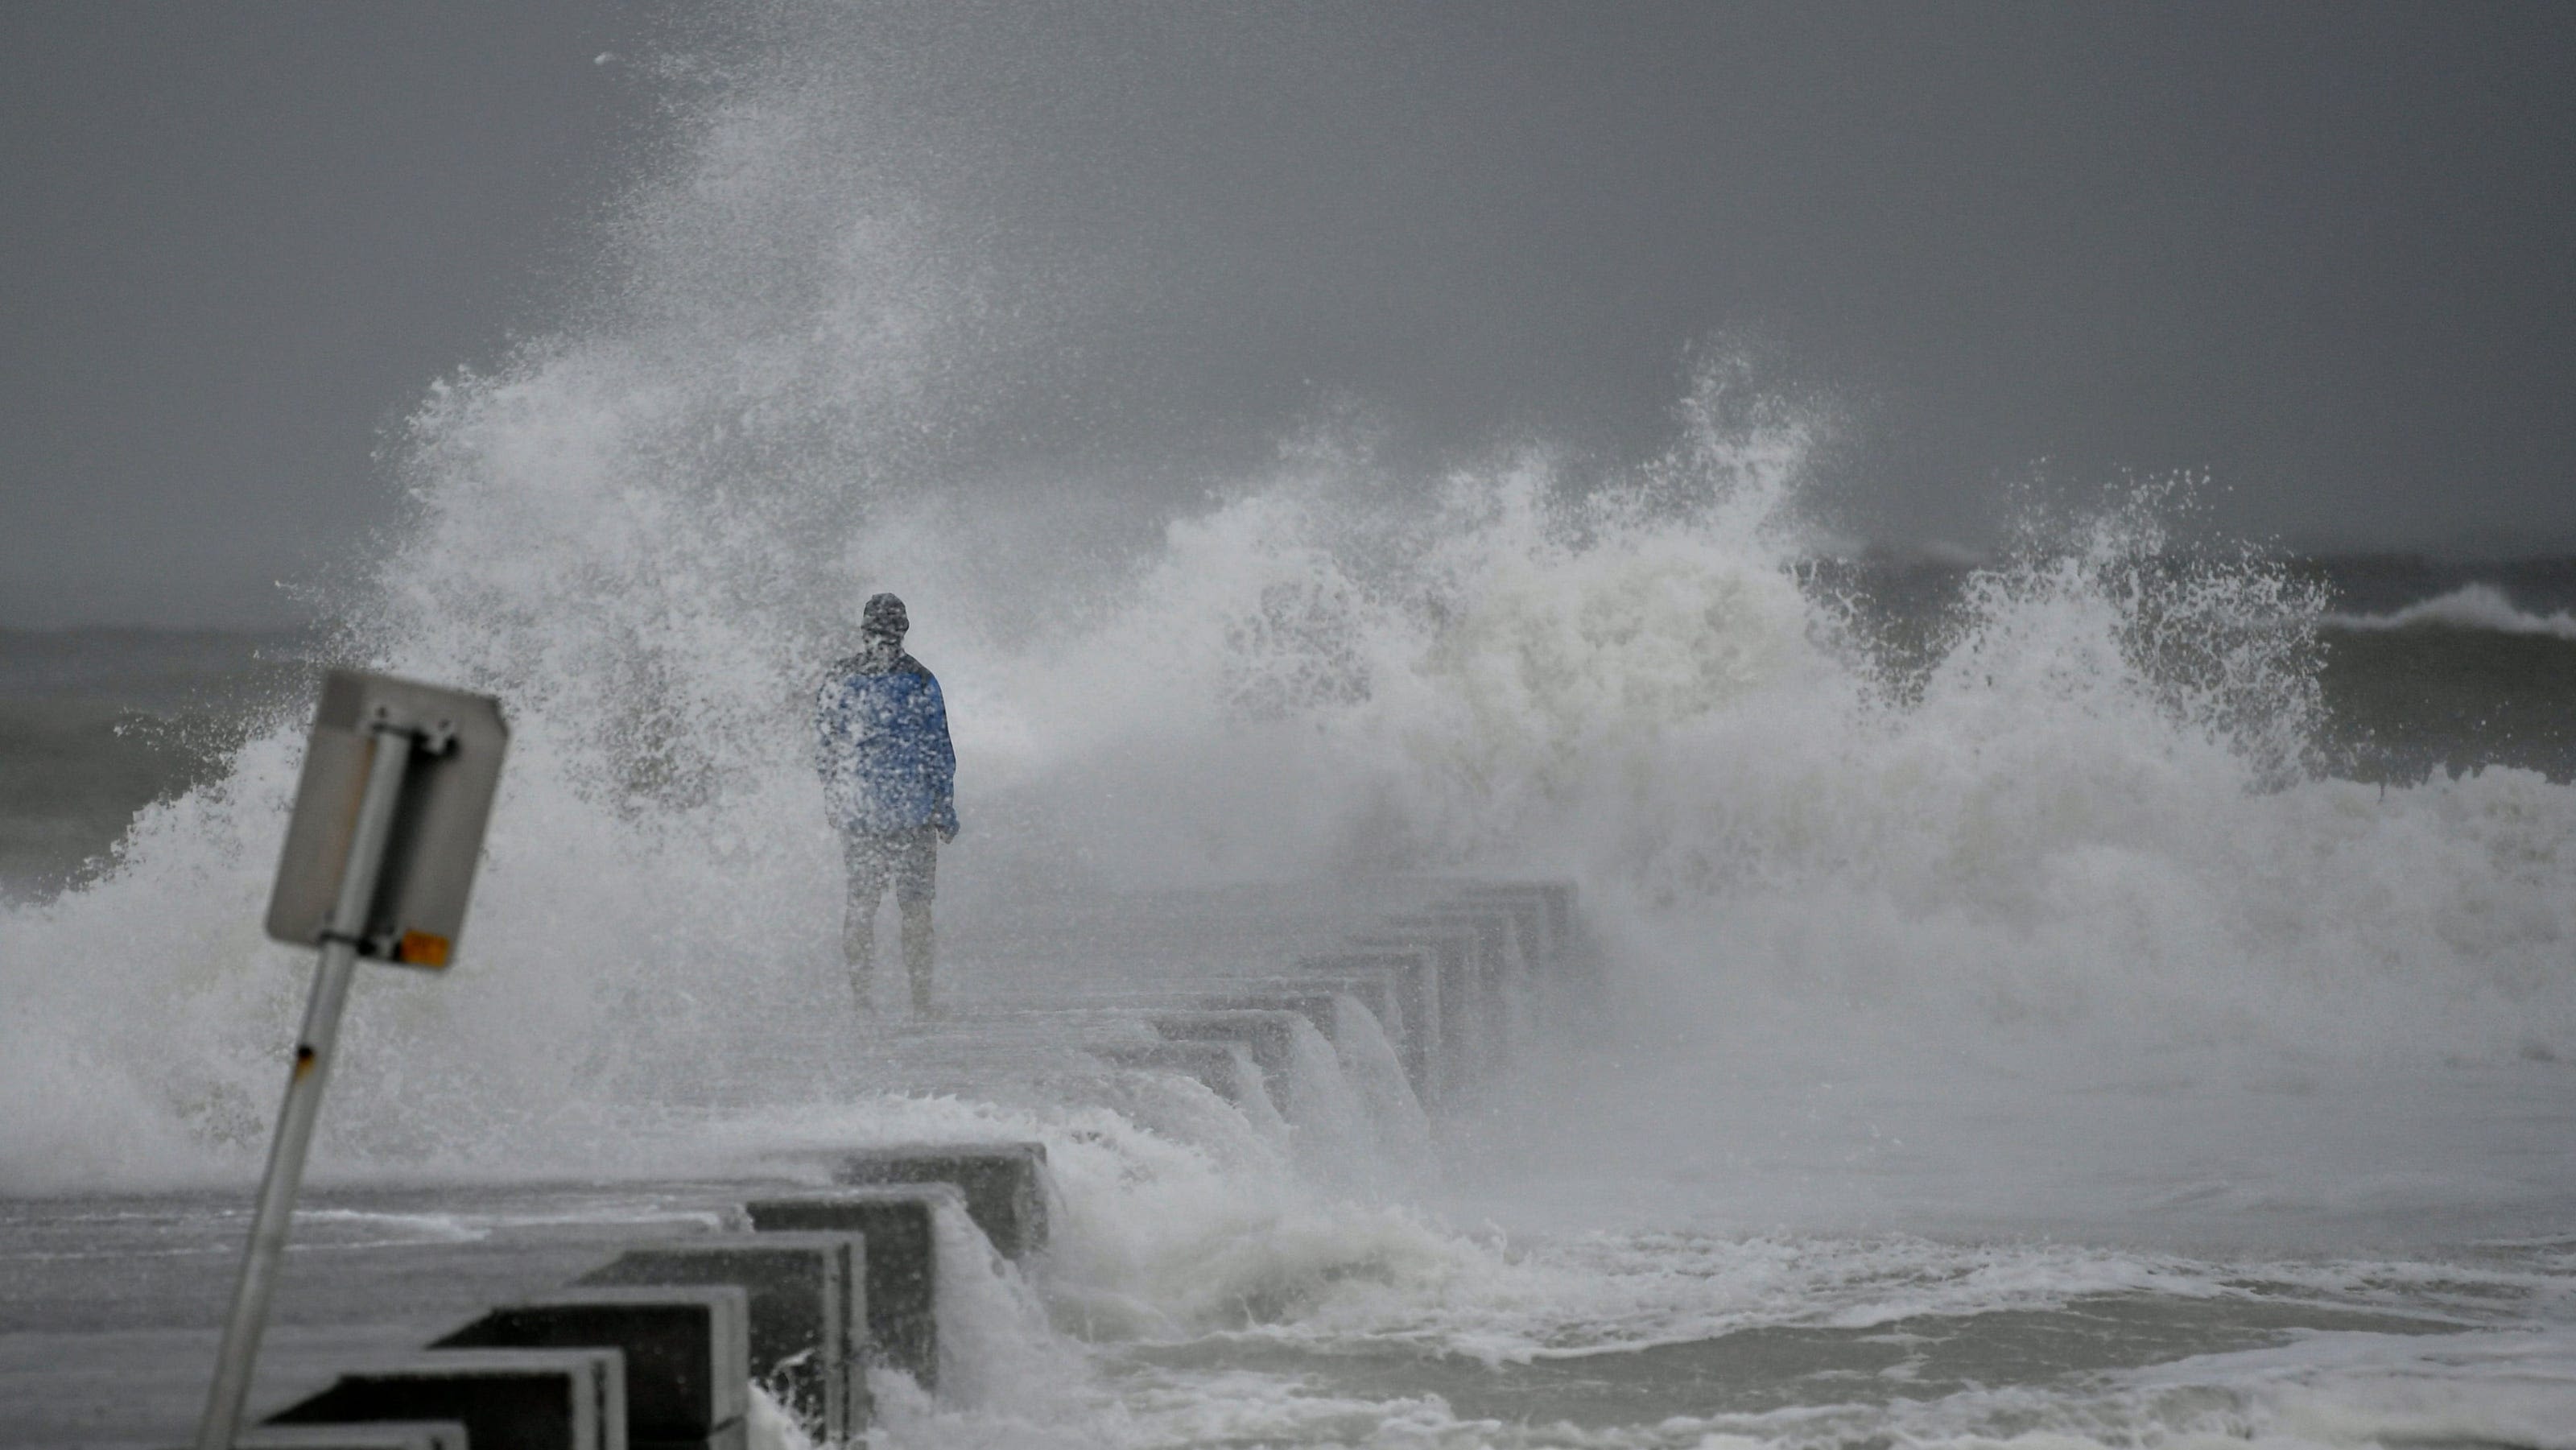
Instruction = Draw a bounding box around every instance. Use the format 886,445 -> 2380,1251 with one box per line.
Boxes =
193,672 -> 507,1450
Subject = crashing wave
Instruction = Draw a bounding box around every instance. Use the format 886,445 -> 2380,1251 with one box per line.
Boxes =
2324,582 -> 2576,640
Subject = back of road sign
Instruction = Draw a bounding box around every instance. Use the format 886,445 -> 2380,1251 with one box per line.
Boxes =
265,670 -> 508,967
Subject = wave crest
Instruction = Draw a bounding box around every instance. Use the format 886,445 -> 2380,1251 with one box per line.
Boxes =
2326,582 -> 2576,640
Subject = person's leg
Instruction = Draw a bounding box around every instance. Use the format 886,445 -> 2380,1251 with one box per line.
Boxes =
894,828 -> 939,1015
843,832 -> 894,1009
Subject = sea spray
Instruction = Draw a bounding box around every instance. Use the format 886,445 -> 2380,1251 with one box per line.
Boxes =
10,353 -> 2576,1184
0,0 -> 2567,1236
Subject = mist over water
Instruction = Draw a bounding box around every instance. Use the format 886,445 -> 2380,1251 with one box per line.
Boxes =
6,8 -> 2576,1446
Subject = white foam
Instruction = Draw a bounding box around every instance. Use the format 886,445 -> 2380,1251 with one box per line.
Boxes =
1278,1014 -> 1388,1196
1326,994 -> 1435,1180
2127,1324 -> 2576,1450
745,1383 -> 819,1450
925,1197 -> 1084,1414
1064,1318 -> 2576,1450
2326,581 -> 2576,639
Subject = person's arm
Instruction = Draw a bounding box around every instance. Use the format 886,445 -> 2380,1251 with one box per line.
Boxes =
925,676 -> 959,841
813,676 -> 841,778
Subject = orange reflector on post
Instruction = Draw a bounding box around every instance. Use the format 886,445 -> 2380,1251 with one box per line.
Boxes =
397,931 -> 452,968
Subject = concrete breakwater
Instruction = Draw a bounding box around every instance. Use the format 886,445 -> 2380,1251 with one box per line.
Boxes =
174,879 -> 1583,1450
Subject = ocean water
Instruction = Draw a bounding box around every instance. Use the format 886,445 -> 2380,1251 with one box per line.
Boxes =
0,630 -> 303,905
8,10 -> 2576,1448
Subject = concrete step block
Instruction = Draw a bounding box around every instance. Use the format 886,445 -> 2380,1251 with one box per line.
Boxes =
1447,880 -> 1577,969
831,1142 -> 1050,1259
1295,951 -> 1439,1101
235,1422 -> 468,1450
1192,989 -> 1337,1042
577,1234 -> 865,1445
1091,1039 -> 1261,1104
743,1186 -> 966,1390
1307,948 -> 1444,1097
266,1348 -> 622,1450
1440,888 -> 1553,976
1239,972 -> 1405,1047
1406,906 -> 1520,1060
1418,902 -> 1528,985
1348,927 -> 1476,1082
433,1287 -> 745,1449
1375,917 -> 1484,989
1147,1009 -> 1301,1089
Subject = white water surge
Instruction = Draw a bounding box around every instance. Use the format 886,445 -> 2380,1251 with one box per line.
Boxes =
4,8 -> 2574,1448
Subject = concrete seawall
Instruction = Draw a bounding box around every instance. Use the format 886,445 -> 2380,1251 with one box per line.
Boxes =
103,878 -> 1584,1449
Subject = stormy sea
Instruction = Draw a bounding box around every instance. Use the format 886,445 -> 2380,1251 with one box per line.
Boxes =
8,18 -> 2576,1450
10,554 -> 2576,907
10,523 -> 2576,1450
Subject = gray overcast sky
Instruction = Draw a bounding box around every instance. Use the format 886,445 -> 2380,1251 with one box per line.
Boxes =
5,2 -> 2575,627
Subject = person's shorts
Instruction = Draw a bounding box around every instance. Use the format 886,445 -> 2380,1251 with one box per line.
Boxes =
843,827 -> 938,906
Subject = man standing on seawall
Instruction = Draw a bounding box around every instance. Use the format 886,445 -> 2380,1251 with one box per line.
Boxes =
815,592 -> 958,1016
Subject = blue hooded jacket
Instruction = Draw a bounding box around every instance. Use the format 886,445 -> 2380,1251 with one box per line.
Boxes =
815,638 -> 957,836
